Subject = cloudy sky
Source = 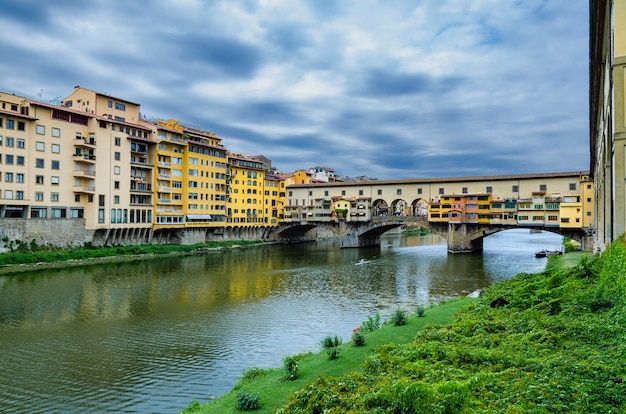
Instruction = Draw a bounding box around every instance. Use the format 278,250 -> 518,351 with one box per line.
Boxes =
1,0 -> 589,180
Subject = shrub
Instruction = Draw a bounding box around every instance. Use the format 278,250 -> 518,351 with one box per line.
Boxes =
320,335 -> 342,349
236,390 -> 260,411
320,335 -> 343,359
180,399 -> 201,414
390,309 -> 408,326
360,313 -> 382,333
352,328 -> 366,346
283,355 -> 299,380
416,306 -> 426,317
240,367 -> 268,383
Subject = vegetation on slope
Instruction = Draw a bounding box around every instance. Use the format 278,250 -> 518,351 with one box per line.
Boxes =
0,240 -> 261,269
276,241 -> 626,413
187,241 -> 625,413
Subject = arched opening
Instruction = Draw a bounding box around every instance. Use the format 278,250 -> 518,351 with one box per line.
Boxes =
372,199 -> 389,216
390,199 -> 408,216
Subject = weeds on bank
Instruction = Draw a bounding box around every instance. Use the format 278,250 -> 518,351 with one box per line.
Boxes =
0,240 -> 262,268
277,241 -> 626,413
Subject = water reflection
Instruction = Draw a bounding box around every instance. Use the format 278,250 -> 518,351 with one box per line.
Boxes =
0,229 -> 563,413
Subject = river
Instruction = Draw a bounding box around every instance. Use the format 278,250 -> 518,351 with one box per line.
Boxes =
0,229 -> 563,413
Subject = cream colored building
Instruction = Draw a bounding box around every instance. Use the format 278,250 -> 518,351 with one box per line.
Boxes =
590,0 -> 626,248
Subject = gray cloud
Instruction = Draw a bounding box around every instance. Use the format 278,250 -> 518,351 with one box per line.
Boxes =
0,0 -> 589,180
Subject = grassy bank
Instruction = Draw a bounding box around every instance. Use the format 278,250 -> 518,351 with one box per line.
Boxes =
185,299 -> 471,413
184,242 -> 625,413
0,240 -> 264,274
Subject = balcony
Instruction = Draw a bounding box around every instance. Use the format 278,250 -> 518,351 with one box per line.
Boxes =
73,168 -> 96,177
74,135 -> 96,148
72,185 -> 96,194
73,153 -> 96,164
130,184 -> 152,193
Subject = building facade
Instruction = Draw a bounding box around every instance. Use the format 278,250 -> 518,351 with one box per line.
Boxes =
0,87 -> 284,247
590,0 -> 626,248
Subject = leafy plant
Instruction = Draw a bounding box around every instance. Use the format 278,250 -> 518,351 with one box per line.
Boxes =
236,390 -> 260,411
416,305 -> 426,317
320,335 -> 342,349
390,309 -> 408,326
352,328 -> 365,346
360,313 -> 381,333
320,335 -> 343,359
283,355 -> 299,380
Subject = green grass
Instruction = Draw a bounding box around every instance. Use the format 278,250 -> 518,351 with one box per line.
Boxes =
185,299 -> 471,414
0,240 -> 263,270
184,243 -> 626,413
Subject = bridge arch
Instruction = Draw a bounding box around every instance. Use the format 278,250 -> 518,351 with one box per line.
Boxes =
390,199 -> 408,216
410,198 -> 429,218
372,199 -> 389,216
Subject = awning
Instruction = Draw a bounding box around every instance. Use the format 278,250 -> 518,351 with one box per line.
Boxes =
186,214 -> 212,220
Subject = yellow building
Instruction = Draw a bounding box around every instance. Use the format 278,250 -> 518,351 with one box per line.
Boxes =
154,120 -> 186,231
227,153 -> 265,225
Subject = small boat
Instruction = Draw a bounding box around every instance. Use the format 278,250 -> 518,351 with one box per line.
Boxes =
355,258 -> 370,265
535,249 -> 562,258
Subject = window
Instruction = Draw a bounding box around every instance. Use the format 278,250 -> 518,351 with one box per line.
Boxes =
486,186 -> 492,193
51,160 -> 60,170
36,142 -> 45,151
397,189 -> 402,195
6,119 -> 14,129
308,191 -> 312,196
5,172 -> 13,182
17,156 -> 24,165
569,183 -> 576,191
114,152 -> 121,161
115,102 -> 126,111
439,188 -> 445,195
51,176 -> 59,185
99,195 -> 105,206
36,175 -> 44,184
36,159 -> 44,168
51,144 -> 60,153
359,189 -> 364,196
324,190 -> 329,196
98,209 -> 105,223
462,187 -> 468,194
51,208 -> 66,218
36,125 -> 45,135
16,191 -> 23,200
114,196 -> 120,204
539,184 -> 547,192
108,100 -> 113,108
4,190 -> 13,199
114,181 -> 120,189
52,127 -> 60,137
31,207 -> 46,218
16,173 -> 23,183
17,121 -> 25,131
51,193 -> 59,202
17,139 -> 24,148
417,188 -> 422,195
6,137 -> 14,147
512,185 -> 519,192
115,137 -> 121,146
5,154 -> 13,164
341,190 -> 346,196
114,166 -> 120,175
75,194 -> 81,202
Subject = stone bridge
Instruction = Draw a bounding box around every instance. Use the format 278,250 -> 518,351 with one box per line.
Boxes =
275,216 -> 593,252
